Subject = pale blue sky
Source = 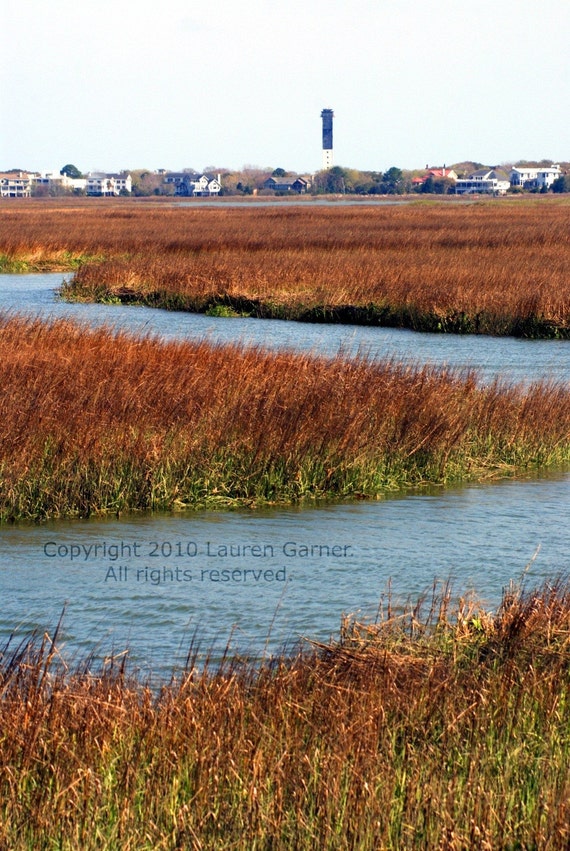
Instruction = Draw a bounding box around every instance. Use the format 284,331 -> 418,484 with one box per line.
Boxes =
2,0 -> 568,174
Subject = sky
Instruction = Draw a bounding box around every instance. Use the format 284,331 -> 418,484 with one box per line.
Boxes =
2,0 -> 569,175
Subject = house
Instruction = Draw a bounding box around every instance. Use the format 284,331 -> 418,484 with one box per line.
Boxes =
0,171 -> 34,197
510,165 -> 561,190
85,172 -> 132,196
263,176 -> 311,194
192,174 -> 221,196
32,171 -> 87,193
163,172 -> 221,196
455,169 -> 510,195
162,172 -> 187,190
411,166 -> 458,188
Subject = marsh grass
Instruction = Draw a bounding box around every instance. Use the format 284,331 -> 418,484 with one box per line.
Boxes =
2,314 -> 570,520
2,578 -> 570,848
2,197 -> 570,336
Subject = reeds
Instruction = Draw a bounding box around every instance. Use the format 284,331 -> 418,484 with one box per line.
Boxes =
2,197 -> 570,336
2,579 -> 570,848
1,314 -> 570,520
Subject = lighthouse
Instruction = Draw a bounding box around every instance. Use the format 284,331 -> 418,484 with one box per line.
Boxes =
321,108 -> 334,169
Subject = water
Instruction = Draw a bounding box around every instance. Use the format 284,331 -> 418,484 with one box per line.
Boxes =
2,473 -> 569,678
2,272 -> 570,385
1,273 -> 570,677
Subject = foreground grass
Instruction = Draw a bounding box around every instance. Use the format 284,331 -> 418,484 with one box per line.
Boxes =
2,315 -> 570,520
2,579 -> 570,848
2,197 -> 570,336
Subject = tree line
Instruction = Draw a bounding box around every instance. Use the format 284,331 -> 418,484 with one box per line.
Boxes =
21,161 -> 570,197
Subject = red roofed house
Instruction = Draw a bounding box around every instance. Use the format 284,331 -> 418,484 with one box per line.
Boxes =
412,166 -> 458,188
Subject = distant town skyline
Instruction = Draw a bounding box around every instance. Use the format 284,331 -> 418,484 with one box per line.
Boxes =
2,0 -> 569,175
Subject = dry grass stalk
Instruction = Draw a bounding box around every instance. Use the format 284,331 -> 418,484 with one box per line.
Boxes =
1,314 -> 570,519
2,197 -> 570,335
2,580 -> 570,848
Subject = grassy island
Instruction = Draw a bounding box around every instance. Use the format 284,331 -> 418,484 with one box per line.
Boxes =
1,314 -> 570,521
1,197 -> 570,337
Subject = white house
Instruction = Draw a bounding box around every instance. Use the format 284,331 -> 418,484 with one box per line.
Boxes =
163,172 -> 221,196
510,165 -> 561,190
85,172 -> 132,196
0,171 -> 34,197
455,169 -> 510,196
32,171 -> 87,192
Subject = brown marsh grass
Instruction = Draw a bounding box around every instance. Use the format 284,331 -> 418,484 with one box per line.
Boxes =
2,579 -> 570,848
1,314 -> 570,519
2,197 -> 570,335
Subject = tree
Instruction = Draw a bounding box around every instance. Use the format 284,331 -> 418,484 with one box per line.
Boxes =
221,166 -> 271,194
313,166 -> 352,194
353,179 -> 377,194
421,175 -> 455,195
272,167 -> 287,177
130,170 -> 165,196
552,175 -> 570,193
60,164 -> 83,179
379,167 -> 404,194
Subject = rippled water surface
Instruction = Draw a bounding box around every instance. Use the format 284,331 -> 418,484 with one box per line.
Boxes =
1,273 -> 569,677
3,272 -> 570,384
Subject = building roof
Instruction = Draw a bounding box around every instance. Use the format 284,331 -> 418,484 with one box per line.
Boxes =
0,171 -> 33,179
427,168 -> 455,178
511,164 -> 560,173
467,168 -> 509,181
412,167 -> 457,184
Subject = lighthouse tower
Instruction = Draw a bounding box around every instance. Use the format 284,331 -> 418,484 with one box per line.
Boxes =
321,108 -> 334,169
